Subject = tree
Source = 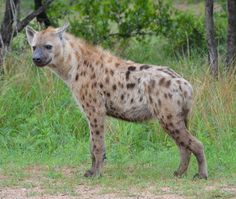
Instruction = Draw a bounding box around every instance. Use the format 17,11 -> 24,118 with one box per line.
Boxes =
34,0 -> 51,27
205,0 -> 218,78
0,0 -> 53,73
0,0 -> 20,71
226,0 -> 236,71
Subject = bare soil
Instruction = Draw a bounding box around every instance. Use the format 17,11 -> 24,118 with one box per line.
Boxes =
1,166 -> 236,199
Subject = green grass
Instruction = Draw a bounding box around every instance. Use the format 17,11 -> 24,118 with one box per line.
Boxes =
0,36 -> 236,198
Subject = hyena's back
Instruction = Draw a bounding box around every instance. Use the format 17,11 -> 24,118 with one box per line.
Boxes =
101,64 -> 193,124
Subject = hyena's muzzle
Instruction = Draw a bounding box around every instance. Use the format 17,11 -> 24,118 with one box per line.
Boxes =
32,46 -> 52,67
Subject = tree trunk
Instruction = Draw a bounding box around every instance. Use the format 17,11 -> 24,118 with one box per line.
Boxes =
205,0 -> 218,78
226,0 -> 236,71
34,0 -> 51,27
0,0 -> 20,69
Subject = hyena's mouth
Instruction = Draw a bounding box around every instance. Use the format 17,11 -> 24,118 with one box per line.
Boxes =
34,58 -> 52,67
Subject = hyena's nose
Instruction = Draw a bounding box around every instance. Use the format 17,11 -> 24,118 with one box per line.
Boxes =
32,57 -> 42,65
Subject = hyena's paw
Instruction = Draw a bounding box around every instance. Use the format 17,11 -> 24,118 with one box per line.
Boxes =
173,171 -> 183,178
84,170 -> 94,177
193,173 -> 208,180
84,169 -> 101,178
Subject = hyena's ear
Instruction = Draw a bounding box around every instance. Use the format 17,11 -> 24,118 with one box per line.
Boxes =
56,23 -> 69,40
26,26 -> 37,45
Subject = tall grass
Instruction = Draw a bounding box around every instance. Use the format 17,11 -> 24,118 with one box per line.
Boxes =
0,37 -> 235,180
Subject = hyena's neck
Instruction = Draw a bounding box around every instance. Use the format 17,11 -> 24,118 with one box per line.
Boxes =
48,39 -> 78,84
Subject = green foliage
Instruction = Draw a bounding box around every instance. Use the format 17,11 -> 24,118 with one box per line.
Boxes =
167,11 -> 205,52
46,0 -> 227,53
47,0 -> 173,47
69,0 -> 172,46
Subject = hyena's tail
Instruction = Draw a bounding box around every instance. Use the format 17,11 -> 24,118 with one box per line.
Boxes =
183,83 -> 194,129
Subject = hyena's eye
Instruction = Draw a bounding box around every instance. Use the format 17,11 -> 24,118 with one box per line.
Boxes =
45,45 -> 52,50
32,46 -> 36,51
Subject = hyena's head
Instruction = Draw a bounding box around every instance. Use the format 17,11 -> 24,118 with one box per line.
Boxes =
26,23 -> 69,67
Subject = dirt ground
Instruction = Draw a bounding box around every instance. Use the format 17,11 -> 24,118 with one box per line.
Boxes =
0,186 -> 186,199
0,166 -> 236,199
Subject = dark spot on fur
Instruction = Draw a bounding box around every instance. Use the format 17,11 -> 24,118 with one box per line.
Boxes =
165,80 -> 171,87
112,84 -> 117,90
158,99 -> 162,106
159,77 -> 165,86
167,114 -> 173,119
175,129 -> 180,134
168,93 -> 172,98
110,70 -> 114,76
139,96 -> 143,102
81,95 -> 85,100
176,80 -> 181,84
126,71 -> 130,80
94,118 -> 97,123
184,91 -> 188,97
75,74 -> 79,81
96,131 -> 100,135
130,98 -> 134,103
179,85 -> 183,91
140,65 -> 151,70
127,83 -> 135,89
180,142 -> 184,146
91,74 -> 96,79
188,139 -> 192,145
162,70 -> 177,78
121,94 -> 124,100
84,60 -> 88,66
99,83 -> 103,89
164,93 -> 168,98
177,100 -> 180,105
128,66 -> 136,71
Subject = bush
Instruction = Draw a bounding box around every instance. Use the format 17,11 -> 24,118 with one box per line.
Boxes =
46,0 -> 227,53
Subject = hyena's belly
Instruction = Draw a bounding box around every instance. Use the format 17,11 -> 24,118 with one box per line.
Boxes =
106,104 -> 152,122
104,89 -> 153,122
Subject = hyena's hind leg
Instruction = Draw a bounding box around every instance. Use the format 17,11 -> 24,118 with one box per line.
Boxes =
173,143 -> 191,177
153,104 -> 207,179
158,119 -> 192,177
170,121 -> 207,179
174,113 -> 192,177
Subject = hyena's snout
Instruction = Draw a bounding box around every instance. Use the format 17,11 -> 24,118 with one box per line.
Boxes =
32,47 -> 52,67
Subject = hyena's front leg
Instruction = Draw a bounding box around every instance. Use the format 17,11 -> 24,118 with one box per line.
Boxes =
84,109 -> 106,177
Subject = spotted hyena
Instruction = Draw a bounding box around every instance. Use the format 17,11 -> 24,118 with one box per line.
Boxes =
26,24 -> 208,179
